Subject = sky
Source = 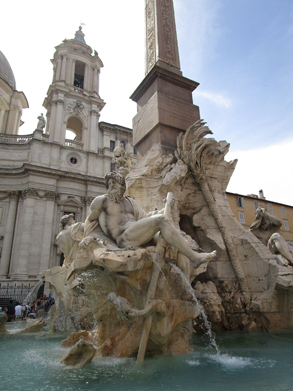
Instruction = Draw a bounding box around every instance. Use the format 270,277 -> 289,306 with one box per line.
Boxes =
1,0 -> 293,205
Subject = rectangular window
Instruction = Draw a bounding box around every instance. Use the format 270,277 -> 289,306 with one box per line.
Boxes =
284,220 -> 289,231
133,147 -> 137,155
74,61 -> 85,89
281,206 -> 286,217
268,203 -> 273,214
237,197 -> 245,208
254,200 -> 258,210
238,212 -> 245,224
110,140 -> 115,152
110,163 -> 115,172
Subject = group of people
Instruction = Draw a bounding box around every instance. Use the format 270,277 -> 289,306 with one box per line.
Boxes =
2,294 -> 55,322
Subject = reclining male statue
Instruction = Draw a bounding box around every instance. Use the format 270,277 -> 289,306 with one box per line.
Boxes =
80,172 -> 216,269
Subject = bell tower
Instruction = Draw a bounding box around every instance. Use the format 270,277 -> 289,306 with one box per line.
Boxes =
43,27 -> 105,153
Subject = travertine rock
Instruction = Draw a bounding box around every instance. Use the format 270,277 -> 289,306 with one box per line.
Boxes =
0,315 -> 46,334
194,281 -> 226,329
60,339 -> 96,368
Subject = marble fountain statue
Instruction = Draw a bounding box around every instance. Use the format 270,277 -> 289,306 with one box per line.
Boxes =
38,120 -> 293,368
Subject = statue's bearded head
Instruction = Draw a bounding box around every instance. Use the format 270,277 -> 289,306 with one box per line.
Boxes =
105,172 -> 126,203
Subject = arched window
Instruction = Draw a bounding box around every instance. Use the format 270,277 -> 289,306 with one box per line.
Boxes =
66,117 -> 83,142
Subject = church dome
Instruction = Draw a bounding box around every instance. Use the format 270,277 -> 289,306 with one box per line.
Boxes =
0,51 -> 16,89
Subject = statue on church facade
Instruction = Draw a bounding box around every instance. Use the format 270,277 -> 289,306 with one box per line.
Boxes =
36,113 -> 46,130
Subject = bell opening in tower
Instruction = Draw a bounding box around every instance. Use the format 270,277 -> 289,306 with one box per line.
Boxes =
74,60 -> 85,89
66,117 -> 83,142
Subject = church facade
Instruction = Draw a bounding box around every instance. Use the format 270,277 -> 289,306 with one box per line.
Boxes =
0,28 -> 134,293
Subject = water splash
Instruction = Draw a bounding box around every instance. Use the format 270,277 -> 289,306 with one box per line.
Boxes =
170,263 -> 220,354
208,353 -> 253,368
22,277 -> 45,305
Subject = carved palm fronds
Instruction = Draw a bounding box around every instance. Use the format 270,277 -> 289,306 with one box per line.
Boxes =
176,120 -> 250,303
176,119 -> 230,180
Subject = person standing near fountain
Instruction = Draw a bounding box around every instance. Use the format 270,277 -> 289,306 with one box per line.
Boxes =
5,300 -> 15,322
82,172 -> 216,268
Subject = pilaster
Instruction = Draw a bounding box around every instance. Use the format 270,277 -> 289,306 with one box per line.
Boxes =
93,67 -> 99,93
71,59 -> 76,85
0,192 -> 19,278
82,196 -> 95,217
61,55 -> 67,80
39,192 -> 59,273
56,56 -> 62,81
87,109 -> 99,152
84,64 -> 90,91
11,189 -> 36,279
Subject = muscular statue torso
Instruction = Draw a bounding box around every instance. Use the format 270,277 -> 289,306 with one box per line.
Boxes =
87,195 -> 137,244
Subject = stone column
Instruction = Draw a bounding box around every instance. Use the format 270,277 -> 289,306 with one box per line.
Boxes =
84,64 -> 90,90
39,192 -> 58,273
0,108 -> 5,132
76,207 -> 82,223
83,197 -> 94,218
56,56 -> 62,80
88,66 -> 93,91
71,59 -> 76,86
54,98 -> 65,144
7,104 -> 21,135
61,55 -> 67,81
48,100 -> 57,142
90,67 -> 95,91
93,67 -> 99,92
0,192 -> 19,278
88,109 -> 99,152
52,65 -> 57,82
65,58 -> 72,84
12,189 -> 36,279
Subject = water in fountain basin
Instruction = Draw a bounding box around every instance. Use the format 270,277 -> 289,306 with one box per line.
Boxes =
1,330 -> 293,391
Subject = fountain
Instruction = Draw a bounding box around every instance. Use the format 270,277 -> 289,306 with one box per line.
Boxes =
1,119 -> 292,390
38,120 -> 292,370
1,1 -> 293,389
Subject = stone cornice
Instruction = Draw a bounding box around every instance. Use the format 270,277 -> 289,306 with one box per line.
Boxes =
130,64 -> 199,102
99,121 -> 133,136
0,163 -> 105,186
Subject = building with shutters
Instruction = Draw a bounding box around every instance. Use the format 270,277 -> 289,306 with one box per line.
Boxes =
227,190 -> 293,251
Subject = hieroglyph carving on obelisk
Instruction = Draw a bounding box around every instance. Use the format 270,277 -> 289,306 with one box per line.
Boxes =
145,0 -> 181,74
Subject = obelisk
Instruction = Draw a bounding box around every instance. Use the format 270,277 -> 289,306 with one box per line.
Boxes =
131,0 -> 200,159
